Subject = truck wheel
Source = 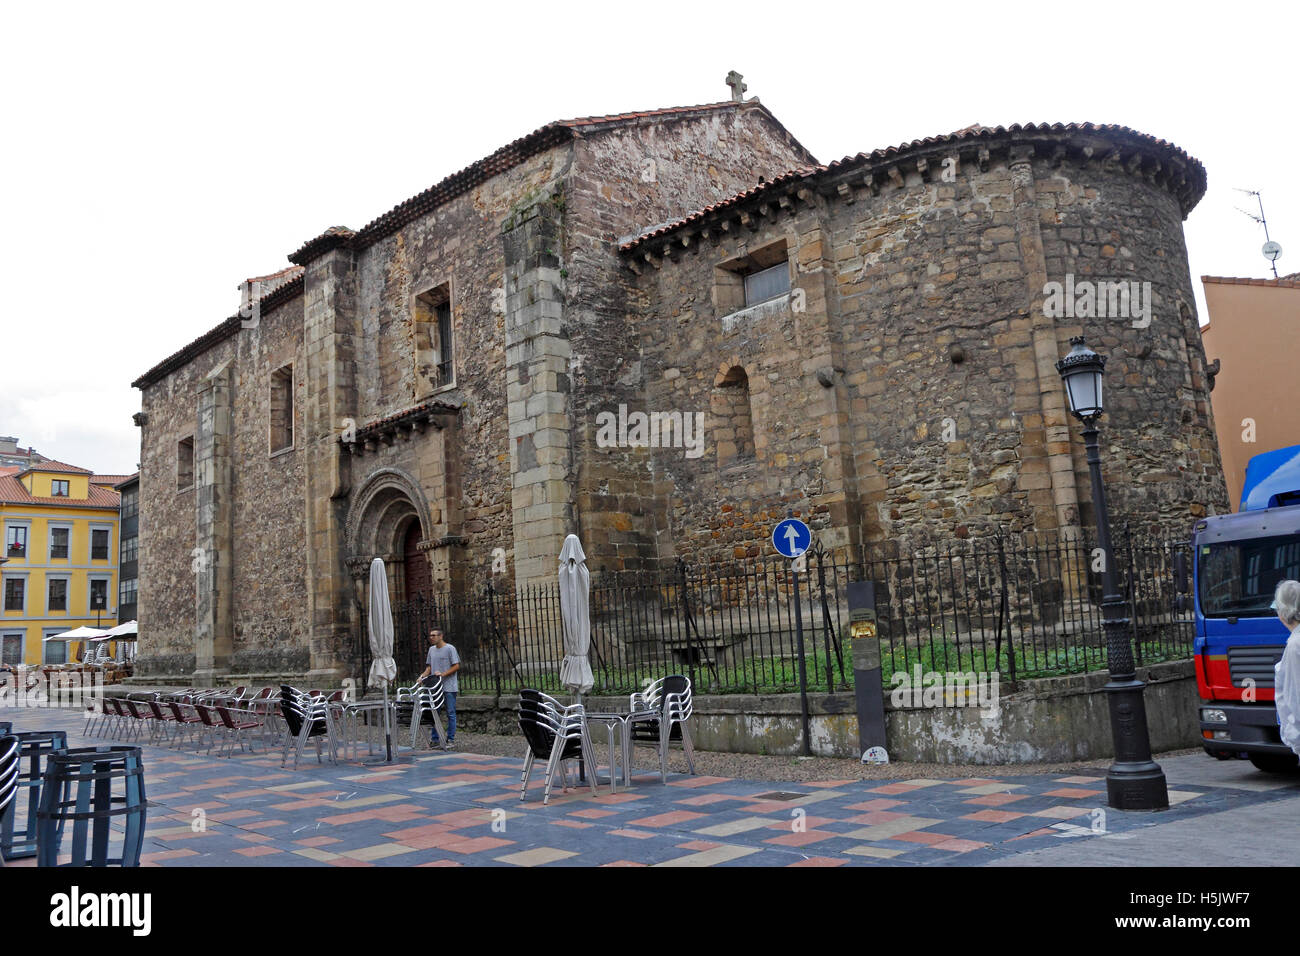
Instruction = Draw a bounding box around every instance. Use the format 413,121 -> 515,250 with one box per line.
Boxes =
1248,753 -> 1300,773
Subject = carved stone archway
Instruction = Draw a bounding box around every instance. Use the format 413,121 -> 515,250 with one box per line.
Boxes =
345,467 -> 435,609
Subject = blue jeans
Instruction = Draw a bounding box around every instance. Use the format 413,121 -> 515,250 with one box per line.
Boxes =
431,692 -> 456,744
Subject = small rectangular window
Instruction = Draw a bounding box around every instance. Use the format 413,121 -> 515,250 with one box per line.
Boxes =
48,578 -> 68,612
49,527 -> 69,560
178,436 -> 194,490
119,578 -> 138,606
436,300 -> 454,385
91,529 -> 110,561
51,479 -> 69,497
44,638 -> 66,665
414,284 -> 454,394
5,526 -> 26,558
89,579 -> 108,611
743,262 -> 790,306
3,578 -> 24,611
270,364 -> 294,453
121,536 -> 138,563
1,634 -> 21,666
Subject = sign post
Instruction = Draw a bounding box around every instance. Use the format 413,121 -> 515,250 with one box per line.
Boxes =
772,517 -> 813,756
847,580 -> 888,762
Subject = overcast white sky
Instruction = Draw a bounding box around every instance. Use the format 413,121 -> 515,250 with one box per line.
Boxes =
2,1 -> 1295,474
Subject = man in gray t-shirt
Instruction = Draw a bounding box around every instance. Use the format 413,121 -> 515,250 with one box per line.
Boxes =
418,628 -> 460,749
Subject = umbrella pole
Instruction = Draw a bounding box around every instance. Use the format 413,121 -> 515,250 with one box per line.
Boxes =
383,680 -> 392,762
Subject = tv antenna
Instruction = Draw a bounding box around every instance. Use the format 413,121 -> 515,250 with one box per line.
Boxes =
1234,188 -> 1282,278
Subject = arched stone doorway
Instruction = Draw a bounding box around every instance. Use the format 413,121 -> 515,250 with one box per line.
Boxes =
345,467 -> 436,681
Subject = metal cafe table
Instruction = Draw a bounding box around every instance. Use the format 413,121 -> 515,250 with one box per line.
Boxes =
583,708 -> 662,794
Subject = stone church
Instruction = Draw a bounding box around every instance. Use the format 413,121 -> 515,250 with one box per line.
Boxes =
131,81 -> 1226,685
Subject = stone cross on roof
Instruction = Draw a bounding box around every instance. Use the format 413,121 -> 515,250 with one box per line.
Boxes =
726,71 -> 747,102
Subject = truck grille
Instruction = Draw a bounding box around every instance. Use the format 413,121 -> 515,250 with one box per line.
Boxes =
1228,645 -> 1285,687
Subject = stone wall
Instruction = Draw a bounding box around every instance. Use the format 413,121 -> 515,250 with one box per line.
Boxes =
624,128 -> 1228,564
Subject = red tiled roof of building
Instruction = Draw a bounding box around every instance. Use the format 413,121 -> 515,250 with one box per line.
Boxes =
21,459 -> 92,475
1202,274 -> 1300,290
0,466 -> 17,478
622,121 -> 1207,252
291,100 -> 812,265
0,474 -> 121,508
132,271 -> 305,390
91,474 -> 136,486
138,99 -> 812,391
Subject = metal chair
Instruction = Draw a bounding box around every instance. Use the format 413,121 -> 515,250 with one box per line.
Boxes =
396,676 -> 446,750
166,700 -> 205,746
216,706 -> 262,757
628,675 -> 697,783
0,736 -> 18,868
517,690 -> 598,805
279,685 -> 337,769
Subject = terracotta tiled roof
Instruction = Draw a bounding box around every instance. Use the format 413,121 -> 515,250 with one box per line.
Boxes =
621,121 -> 1207,252
620,166 -> 823,249
348,399 -> 462,446
133,272 -> 305,390
291,100 -> 813,265
112,473 -> 140,490
0,466 -> 17,478
141,99 -> 811,389
0,475 -> 121,508
1202,274 -> 1300,290
22,459 -> 92,475
91,474 -> 136,486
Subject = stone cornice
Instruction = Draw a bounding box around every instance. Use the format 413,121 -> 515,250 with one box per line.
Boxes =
341,399 -> 462,456
619,122 -> 1207,263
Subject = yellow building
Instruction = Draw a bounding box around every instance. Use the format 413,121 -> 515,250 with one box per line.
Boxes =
1,460 -> 120,666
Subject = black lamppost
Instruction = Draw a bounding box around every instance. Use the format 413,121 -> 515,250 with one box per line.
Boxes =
1056,336 -> 1169,811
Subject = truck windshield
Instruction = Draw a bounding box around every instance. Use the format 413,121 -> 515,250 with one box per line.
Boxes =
1199,534 -> 1300,618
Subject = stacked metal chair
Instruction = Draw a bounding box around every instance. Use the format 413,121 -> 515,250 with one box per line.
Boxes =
279,685 -> 338,769
628,674 -> 697,783
0,736 -> 17,868
517,689 -> 598,805
394,675 -> 446,750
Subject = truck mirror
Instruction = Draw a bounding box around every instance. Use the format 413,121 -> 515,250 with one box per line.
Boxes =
1173,551 -> 1189,594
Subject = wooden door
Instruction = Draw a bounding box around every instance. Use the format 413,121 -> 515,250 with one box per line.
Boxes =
403,522 -> 430,602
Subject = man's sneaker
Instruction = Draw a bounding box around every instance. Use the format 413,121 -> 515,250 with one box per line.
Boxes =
429,739 -> 441,749
444,740 -> 456,751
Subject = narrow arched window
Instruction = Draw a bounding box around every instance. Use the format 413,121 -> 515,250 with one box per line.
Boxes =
713,365 -> 755,466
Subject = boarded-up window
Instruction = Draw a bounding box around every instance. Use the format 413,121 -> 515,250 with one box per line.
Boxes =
712,366 -> 756,465
177,436 -> 194,490
414,284 -> 454,395
270,364 -> 294,453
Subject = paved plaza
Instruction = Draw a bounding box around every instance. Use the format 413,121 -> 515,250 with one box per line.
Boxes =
6,706 -> 1299,867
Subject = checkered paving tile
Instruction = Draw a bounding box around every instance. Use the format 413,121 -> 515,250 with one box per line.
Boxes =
7,706 -> 1297,868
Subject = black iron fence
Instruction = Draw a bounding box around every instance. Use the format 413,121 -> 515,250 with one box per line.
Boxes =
348,523 -> 1193,698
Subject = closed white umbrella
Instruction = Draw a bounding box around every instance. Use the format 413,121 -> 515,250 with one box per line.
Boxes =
558,534 -> 593,695
368,558 -> 398,761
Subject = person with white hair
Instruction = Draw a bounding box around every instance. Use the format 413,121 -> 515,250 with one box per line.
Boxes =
1272,580 -> 1300,757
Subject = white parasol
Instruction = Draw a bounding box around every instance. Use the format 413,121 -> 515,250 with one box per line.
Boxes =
368,557 -> 398,761
558,534 -> 594,695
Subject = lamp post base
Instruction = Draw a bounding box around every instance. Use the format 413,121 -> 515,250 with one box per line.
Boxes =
1104,676 -> 1169,811
1106,764 -> 1170,811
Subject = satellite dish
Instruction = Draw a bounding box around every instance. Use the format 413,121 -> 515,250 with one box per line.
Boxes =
1263,240 -> 1283,262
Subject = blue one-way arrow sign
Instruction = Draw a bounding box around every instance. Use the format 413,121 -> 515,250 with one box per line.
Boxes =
772,518 -> 811,559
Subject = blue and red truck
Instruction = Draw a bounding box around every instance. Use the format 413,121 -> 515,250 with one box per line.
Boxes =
1191,445 -> 1300,772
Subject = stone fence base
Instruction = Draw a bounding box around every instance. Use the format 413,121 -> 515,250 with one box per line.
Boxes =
117,660 -> 1201,764
449,660 -> 1200,764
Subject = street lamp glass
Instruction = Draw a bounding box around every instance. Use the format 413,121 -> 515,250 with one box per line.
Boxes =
1055,337 -> 1106,420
